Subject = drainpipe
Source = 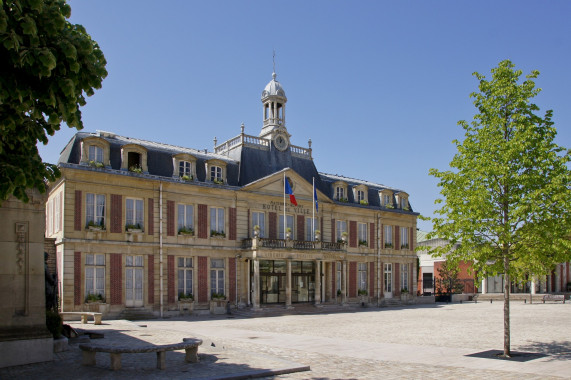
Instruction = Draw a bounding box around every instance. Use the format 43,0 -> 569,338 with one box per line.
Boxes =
159,182 -> 164,318
377,212 -> 381,307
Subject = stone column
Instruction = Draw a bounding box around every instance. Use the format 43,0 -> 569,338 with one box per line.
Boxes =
252,259 -> 260,309
342,260 -> 347,304
531,278 -> 536,295
314,260 -> 321,305
285,259 -> 292,309
481,278 -> 487,294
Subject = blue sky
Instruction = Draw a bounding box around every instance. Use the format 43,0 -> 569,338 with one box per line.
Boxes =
39,1 -> 571,232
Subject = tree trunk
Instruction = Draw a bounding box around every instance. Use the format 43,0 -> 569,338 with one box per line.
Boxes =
503,255 -> 511,357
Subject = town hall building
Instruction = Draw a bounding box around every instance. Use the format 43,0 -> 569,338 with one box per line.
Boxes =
46,72 -> 419,317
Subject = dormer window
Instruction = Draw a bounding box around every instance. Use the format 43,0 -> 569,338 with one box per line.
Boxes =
397,193 -> 410,210
211,166 -> 222,182
336,187 -> 345,200
80,136 -> 110,167
89,145 -> 103,163
180,161 -> 191,177
353,185 -> 368,205
205,159 -> 227,185
172,153 -> 196,181
333,181 -> 348,202
121,144 -> 148,173
379,190 -> 394,209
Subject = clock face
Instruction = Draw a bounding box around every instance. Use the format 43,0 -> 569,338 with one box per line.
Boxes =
274,133 -> 289,151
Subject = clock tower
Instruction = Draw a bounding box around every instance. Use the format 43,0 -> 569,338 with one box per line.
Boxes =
260,71 -> 290,150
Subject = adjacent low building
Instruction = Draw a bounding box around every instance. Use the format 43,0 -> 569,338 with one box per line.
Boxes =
46,72 -> 419,317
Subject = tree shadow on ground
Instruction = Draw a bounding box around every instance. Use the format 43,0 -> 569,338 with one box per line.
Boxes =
516,340 -> 571,362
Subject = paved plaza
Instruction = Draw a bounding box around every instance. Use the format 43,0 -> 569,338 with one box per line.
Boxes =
1,301 -> 570,379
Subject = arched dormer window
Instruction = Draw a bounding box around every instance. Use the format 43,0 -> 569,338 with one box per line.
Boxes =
332,181 -> 348,202
121,144 -> 148,173
80,136 -> 110,167
172,153 -> 197,181
205,159 -> 227,185
396,192 -> 410,211
353,184 -> 368,205
379,189 -> 394,209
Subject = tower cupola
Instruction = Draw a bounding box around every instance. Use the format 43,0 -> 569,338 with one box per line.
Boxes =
260,72 -> 287,138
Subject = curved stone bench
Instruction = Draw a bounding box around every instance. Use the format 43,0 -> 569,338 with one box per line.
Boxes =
61,311 -> 102,325
79,338 -> 202,370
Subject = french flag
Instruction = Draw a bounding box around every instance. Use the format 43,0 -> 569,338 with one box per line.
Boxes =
285,179 -> 298,206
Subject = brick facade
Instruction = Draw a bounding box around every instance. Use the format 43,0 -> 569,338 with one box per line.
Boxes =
369,222 -> 375,249
198,256 -> 207,302
110,194 -> 122,233
74,251 -> 81,305
229,207 -> 237,240
349,221 -> 357,248
331,219 -> 335,242
395,225 -> 400,250
167,255 -> 175,303
110,253 -> 122,305
198,204 -> 207,239
74,190 -> 82,231
167,200 -> 175,236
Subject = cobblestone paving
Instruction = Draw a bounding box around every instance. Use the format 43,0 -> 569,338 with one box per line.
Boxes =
0,302 -> 569,379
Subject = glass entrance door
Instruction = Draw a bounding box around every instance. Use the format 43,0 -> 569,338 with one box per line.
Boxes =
126,255 -> 144,307
260,275 -> 285,303
292,261 -> 315,303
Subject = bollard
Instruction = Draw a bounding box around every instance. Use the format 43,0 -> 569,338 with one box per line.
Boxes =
490,299 -> 492,304
524,299 -> 526,304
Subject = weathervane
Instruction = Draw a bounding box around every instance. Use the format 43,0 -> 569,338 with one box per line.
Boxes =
273,49 -> 276,74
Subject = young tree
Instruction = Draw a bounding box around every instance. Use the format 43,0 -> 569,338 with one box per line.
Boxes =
435,258 -> 465,299
428,60 -> 571,357
0,0 -> 107,203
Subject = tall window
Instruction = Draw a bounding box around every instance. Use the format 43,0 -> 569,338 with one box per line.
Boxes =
305,217 -> 318,241
384,263 -> 392,293
85,254 -> 105,298
88,145 -> 103,163
86,193 -> 105,228
384,225 -> 393,248
126,198 -> 144,229
358,263 -> 367,292
401,264 -> 409,292
210,259 -> 225,296
357,190 -> 365,203
210,207 -> 225,236
336,220 -> 347,242
336,262 -> 342,294
210,166 -> 222,182
252,212 -> 265,237
54,193 -> 61,233
400,227 -> 409,249
178,257 -> 193,298
336,187 -> 345,200
400,197 -> 408,209
358,223 -> 367,246
278,214 -> 294,239
178,204 -> 194,234
383,194 -> 392,207
179,161 -> 191,178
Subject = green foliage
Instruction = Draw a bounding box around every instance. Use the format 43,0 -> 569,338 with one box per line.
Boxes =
129,165 -> 143,173
45,309 -> 62,338
178,292 -> 193,301
0,0 -> 107,204
178,226 -> 194,235
358,289 -> 368,296
435,259 -> 464,296
428,60 -> 571,356
358,239 -> 368,246
359,199 -> 368,205
211,292 -> 225,300
85,293 -> 104,302
210,230 -> 225,237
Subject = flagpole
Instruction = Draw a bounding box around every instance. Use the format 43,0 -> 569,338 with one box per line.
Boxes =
283,172 -> 286,239
312,177 -> 315,241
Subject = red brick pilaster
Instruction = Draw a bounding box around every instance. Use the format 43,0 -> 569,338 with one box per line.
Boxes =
229,208 -> 237,240
394,263 -> 400,296
148,254 -> 154,304
198,204 -> 207,239
110,253 -> 122,305
167,200 -> 175,236
369,262 -> 375,297
349,262 -> 357,297
148,198 -> 154,235
370,222 -> 375,249
74,191 -> 82,231
380,224 -> 384,248
110,194 -> 122,233
331,219 -> 336,242
269,212 -> 277,239
297,215 -> 304,241
229,257 -> 236,302
74,252 -> 81,305
198,256 -> 208,302
395,226 -> 400,250
332,262 -> 336,295
349,221 -> 357,248
167,255 -> 175,303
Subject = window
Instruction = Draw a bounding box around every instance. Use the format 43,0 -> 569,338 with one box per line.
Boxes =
305,217 -> 318,241
178,204 -> 194,234
358,263 -> 367,292
278,214 -> 294,239
88,145 -> 103,163
54,193 -> 61,233
47,199 -> 53,235
336,262 -> 342,294
86,193 -> 105,228
210,259 -> 225,296
382,193 -> 392,207
210,166 -> 222,182
336,220 -> 347,242
401,264 -> 409,292
126,198 -> 144,230
85,254 -> 105,299
210,207 -> 225,236
358,223 -> 367,246
401,197 -> 408,210
252,212 -> 265,238
178,257 -> 193,299
400,227 -> 409,249
128,151 -> 141,171
357,190 -> 365,203
179,161 -> 191,178
384,225 -> 393,248
336,186 -> 345,201
384,263 -> 392,293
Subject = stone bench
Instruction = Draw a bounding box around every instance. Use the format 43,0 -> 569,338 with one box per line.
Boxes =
542,294 -> 565,303
79,338 -> 202,370
60,311 -> 103,325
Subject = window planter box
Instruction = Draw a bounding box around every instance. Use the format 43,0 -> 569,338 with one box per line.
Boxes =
178,300 -> 194,315
87,225 -> 105,231
126,228 -> 143,233
83,301 -> 109,313
209,299 -> 227,314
